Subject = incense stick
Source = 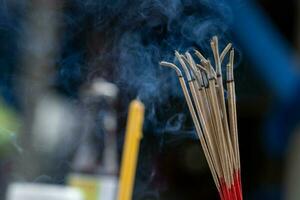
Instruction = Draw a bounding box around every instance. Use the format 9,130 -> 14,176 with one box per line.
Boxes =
160,37 -> 243,200
160,61 -> 220,189
117,100 -> 145,200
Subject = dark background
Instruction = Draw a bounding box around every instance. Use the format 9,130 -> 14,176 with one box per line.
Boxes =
0,0 -> 299,200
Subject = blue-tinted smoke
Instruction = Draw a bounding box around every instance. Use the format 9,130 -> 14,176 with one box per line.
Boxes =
0,0 -> 237,198
107,0 -> 233,134
0,0 -> 236,138
59,1 -> 231,91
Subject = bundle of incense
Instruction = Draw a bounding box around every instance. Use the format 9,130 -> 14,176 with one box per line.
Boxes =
160,36 -> 242,200
117,99 -> 145,200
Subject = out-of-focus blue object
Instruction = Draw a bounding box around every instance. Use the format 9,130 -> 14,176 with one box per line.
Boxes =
227,0 -> 299,102
226,0 -> 300,156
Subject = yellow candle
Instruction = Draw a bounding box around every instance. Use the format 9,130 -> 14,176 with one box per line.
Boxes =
117,100 -> 145,200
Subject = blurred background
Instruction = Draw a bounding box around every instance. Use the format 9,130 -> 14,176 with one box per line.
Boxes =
0,0 -> 300,199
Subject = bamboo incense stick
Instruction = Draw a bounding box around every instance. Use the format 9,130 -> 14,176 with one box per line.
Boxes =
226,49 -> 242,200
185,55 -> 224,177
177,52 -> 222,182
160,61 -> 220,190
220,43 -> 232,64
160,37 -> 243,200
227,49 -> 240,169
211,37 -> 236,182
